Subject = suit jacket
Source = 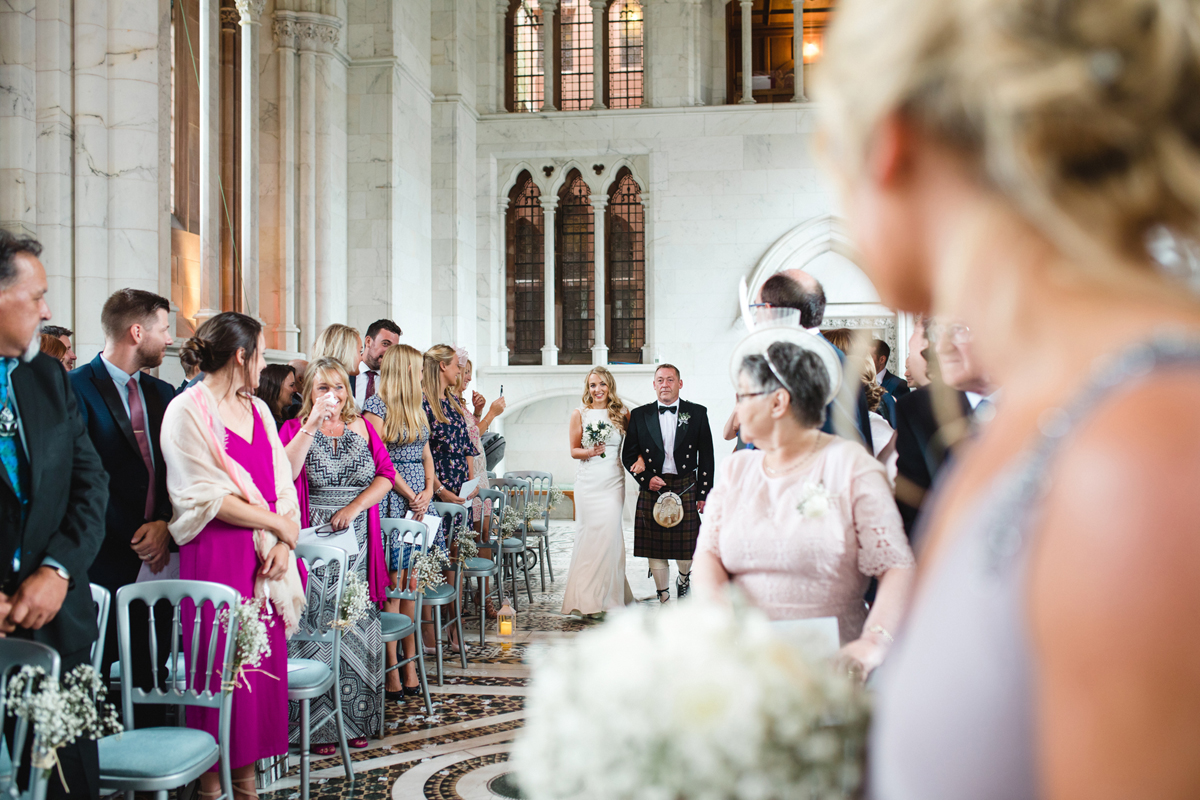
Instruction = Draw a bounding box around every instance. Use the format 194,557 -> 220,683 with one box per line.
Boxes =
69,356 -> 176,594
821,338 -> 874,452
621,400 -> 715,502
0,353 -> 108,655
880,370 -> 910,400
893,384 -> 971,540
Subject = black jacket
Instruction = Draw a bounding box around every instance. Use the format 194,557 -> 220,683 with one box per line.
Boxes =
0,353 -> 108,655
893,384 -> 971,540
69,355 -> 176,594
621,400 -> 715,502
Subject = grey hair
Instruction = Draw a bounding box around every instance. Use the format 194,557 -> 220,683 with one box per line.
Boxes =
740,342 -> 829,428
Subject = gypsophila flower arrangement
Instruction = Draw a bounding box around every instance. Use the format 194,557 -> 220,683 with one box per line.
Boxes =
334,570 -> 371,629
412,547 -> 450,592
796,482 -> 833,519
221,597 -> 275,692
456,521 -> 480,565
6,665 -> 122,786
581,419 -> 615,457
498,504 -> 524,538
546,485 -> 565,511
513,597 -> 871,800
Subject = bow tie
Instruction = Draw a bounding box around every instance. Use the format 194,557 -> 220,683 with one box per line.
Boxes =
658,405 -> 677,415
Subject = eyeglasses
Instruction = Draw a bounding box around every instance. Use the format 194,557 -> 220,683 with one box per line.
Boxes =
735,391 -> 770,403
747,303 -> 774,310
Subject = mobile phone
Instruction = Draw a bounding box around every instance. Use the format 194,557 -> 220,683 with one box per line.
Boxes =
500,384 -> 504,396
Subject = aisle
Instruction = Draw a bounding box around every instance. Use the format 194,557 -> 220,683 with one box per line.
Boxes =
260,521 -> 674,800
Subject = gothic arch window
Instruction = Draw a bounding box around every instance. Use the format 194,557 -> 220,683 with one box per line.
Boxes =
506,0 -> 643,111
555,170 -> 595,364
506,172 -> 546,365
606,168 -> 645,362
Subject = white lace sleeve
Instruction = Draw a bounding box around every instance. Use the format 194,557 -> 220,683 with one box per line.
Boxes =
850,453 -> 916,576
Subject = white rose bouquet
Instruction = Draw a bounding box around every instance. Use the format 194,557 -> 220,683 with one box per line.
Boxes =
581,419 -> 615,458
514,598 -> 871,800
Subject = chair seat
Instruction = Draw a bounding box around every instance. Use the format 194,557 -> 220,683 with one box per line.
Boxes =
422,583 -> 458,604
286,658 -> 333,697
500,538 -> 525,551
99,727 -> 218,782
462,557 -> 497,575
381,612 -> 416,640
526,519 -> 549,533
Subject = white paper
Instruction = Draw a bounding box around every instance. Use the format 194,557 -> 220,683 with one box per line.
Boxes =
458,478 -> 480,499
136,553 -> 180,583
298,524 -> 360,556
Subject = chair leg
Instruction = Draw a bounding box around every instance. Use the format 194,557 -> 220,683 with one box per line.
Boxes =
154,790 -> 169,800
415,636 -> 433,716
333,676 -> 354,782
545,530 -> 554,583
434,606 -> 444,687
300,698 -> 310,800
455,592 -> 468,670
537,538 -> 546,591
509,553 -> 520,613
477,577 -> 486,648
522,549 -> 534,604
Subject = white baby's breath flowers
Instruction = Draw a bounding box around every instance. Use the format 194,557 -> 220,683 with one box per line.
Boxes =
222,597 -> 275,692
797,482 -> 833,520
513,598 -> 870,800
581,419 -> 615,458
7,664 -> 122,778
412,547 -> 450,592
335,570 -> 372,628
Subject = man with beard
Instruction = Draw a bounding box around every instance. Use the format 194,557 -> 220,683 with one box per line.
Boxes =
0,230 -> 107,799
69,289 -> 177,727
352,318 -> 401,408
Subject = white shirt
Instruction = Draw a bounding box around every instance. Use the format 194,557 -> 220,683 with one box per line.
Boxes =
965,390 -> 1000,423
875,369 -> 886,386
658,400 -> 680,475
353,360 -> 377,411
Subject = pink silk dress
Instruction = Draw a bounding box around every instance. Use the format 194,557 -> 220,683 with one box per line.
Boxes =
696,440 -> 915,643
179,405 -> 289,771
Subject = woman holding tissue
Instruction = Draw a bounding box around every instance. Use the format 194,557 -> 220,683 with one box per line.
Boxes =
363,344 -> 443,698
162,312 -> 305,800
281,356 -> 395,752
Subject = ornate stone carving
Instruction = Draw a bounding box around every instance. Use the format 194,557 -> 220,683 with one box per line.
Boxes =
235,0 -> 266,23
273,11 -> 341,51
220,6 -> 241,30
822,315 -> 900,372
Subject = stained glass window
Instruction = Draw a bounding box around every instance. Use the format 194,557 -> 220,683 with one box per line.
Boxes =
606,169 -> 645,363
556,171 -> 594,364
607,0 -> 643,108
509,0 -> 544,112
559,0 -> 594,110
506,172 -> 545,364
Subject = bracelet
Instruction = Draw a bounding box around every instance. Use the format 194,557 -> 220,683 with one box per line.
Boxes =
867,624 -> 894,644
299,428 -> 315,437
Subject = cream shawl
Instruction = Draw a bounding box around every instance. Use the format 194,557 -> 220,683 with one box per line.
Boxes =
161,381 -> 306,634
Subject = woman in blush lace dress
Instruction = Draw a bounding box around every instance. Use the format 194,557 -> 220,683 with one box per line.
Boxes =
693,332 -> 914,678
561,367 -> 634,618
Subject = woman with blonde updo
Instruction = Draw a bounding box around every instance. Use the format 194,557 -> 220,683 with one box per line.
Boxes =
561,367 -> 634,617
312,324 -> 363,381
817,0 -> 1200,795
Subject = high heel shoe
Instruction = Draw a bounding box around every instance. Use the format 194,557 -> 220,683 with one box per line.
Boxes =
385,689 -> 405,702
404,683 -> 423,696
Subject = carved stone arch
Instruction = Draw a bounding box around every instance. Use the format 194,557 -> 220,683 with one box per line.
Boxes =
598,157 -> 648,195
548,160 -> 599,197
500,161 -> 545,200
746,215 -> 867,300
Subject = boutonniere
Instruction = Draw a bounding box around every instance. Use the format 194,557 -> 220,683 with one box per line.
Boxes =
796,482 -> 832,519
677,412 -> 691,427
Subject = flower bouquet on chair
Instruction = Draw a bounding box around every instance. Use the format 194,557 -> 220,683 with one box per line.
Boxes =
513,595 -> 871,800
581,419 -> 615,458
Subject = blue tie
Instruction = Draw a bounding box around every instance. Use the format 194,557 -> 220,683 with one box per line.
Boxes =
0,359 -> 27,511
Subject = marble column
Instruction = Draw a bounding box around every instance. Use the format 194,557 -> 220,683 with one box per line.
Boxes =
791,0 -> 806,102
497,198 -> 510,365
738,0 -> 755,104
640,191 -> 653,363
540,0 -> 558,112
590,195 -> 608,365
539,195 -> 558,365
219,6 -> 239,312
0,0 -> 37,237
36,0 -> 75,311
237,0 -> 265,321
273,12 -> 300,351
496,0 -> 509,112
589,0 -> 606,110
197,0 -> 224,324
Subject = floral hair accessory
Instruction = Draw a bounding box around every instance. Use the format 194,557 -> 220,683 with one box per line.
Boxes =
455,346 -> 469,367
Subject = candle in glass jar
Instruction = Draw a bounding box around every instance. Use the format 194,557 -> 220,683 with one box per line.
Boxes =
499,619 -> 513,636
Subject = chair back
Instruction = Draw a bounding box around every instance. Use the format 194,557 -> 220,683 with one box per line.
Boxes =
90,583 -> 111,673
114,580 -> 238,728
504,470 -> 554,526
0,639 -> 60,800
475,488 -> 506,521
380,517 -> 435,607
292,545 -> 349,651
429,502 -> 470,548
489,477 -> 531,542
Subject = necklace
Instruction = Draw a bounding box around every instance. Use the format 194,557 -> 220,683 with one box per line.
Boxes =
763,432 -> 825,477
0,403 -> 16,438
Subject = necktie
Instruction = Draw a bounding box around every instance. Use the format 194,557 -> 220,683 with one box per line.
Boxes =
365,370 -> 378,401
659,405 -> 676,415
0,361 -> 26,510
126,377 -> 156,519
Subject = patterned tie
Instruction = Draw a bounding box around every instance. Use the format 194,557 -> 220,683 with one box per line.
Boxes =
126,377 -> 156,519
365,370 -> 377,401
0,360 -> 25,511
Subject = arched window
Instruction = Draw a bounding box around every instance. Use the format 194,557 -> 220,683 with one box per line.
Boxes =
726,0 -> 833,104
506,172 -> 545,365
506,0 -> 643,111
555,170 -> 594,364
606,168 -> 645,362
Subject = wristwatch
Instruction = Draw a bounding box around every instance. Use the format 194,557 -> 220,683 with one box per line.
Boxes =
46,564 -> 70,582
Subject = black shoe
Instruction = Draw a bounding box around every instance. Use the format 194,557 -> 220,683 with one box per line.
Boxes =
404,684 -> 423,697
676,571 -> 691,599
385,689 -> 405,702
655,587 -> 670,604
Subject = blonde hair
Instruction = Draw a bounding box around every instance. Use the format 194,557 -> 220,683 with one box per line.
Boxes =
580,367 -> 628,433
313,324 -> 362,376
298,357 -> 360,427
816,0 -> 1200,269
377,344 -> 428,445
422,344 -> 464,425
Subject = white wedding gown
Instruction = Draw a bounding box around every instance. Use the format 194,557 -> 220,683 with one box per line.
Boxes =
561,407 -> 634,615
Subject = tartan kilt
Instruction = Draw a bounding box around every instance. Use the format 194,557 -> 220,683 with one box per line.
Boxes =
633,473 -> 702,561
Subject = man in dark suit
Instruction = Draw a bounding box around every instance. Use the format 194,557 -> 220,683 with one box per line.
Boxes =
69,289 -> 176,723
621,364 -> 714,602
871,338 -> 908,426
0,230 -> 107,799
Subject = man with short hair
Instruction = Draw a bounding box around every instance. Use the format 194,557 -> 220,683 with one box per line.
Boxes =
621,364 -> 714,602
42,324 -> 76,370
69,289 -> 177,717
0,229 -> 107,800
871,338 -> 909,426
353,319 -> 401,409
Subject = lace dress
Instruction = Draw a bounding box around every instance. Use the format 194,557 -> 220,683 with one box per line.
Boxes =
696,440 -> 914,643
289,429 -> 383,742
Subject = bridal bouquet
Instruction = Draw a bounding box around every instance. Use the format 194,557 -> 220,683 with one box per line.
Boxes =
6,664 -> 122,784
582,419 -> 615,458
513,598 -> 871,800
222,597 -> 275,692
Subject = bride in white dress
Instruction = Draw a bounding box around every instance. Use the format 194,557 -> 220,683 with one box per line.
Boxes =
561,367 -> 635,617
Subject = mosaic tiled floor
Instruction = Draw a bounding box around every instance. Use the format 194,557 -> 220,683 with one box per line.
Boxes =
258,522 -> 678,800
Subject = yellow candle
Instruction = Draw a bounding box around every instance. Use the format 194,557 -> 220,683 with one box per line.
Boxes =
499,619 -> 513,636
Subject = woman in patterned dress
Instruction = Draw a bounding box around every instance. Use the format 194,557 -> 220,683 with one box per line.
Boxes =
281,357 -> 395,752
422,344 -> 476,653
457,354 -> 506,617
363,343 -> 441,698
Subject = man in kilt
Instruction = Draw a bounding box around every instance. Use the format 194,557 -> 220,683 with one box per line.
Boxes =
621,364 -> 714,602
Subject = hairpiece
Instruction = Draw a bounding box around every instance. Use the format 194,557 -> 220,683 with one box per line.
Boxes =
763,348 -> 795,399
455,346 -> 469,367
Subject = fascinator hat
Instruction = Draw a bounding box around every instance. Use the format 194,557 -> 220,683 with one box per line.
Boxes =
729,277 -> 842,405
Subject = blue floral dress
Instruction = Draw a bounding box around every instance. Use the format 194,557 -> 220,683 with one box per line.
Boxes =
364,394 -> 445,569
424,396 -> 474,538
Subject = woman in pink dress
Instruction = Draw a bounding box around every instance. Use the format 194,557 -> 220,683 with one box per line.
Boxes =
162,312 -> 306,800
693,332 -> 915,679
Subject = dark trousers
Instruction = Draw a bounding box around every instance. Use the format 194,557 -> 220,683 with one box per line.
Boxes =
100,595 -> 175,729
6,646 -> 100,800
